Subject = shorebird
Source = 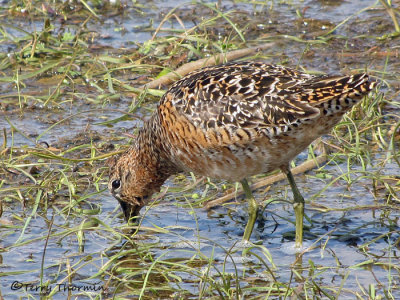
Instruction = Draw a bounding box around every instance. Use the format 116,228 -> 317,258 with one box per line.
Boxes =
107,61 -> 375,247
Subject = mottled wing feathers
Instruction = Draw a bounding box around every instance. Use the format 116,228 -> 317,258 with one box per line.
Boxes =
161,62 -> 318,129
158,62 -> 373,139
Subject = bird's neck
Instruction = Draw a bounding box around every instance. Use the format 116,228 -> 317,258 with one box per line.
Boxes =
136,113 -> 179,183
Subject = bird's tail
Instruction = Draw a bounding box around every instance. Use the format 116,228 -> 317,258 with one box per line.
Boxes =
299,73 -> 376,109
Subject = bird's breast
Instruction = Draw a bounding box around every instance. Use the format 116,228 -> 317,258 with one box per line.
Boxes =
159,113 -> 340,182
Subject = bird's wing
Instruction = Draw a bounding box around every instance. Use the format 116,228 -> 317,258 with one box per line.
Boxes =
161,62 -> 320,134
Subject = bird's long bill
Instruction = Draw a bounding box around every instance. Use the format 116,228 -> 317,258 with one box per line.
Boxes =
118,200 -> 141,223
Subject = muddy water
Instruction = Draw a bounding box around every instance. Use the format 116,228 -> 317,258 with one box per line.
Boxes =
1,0 -> 399,299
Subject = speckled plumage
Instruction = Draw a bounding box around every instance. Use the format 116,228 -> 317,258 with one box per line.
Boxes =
108,61 -> 375,231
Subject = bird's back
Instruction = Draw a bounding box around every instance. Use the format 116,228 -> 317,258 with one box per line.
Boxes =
154,62 -> 375,181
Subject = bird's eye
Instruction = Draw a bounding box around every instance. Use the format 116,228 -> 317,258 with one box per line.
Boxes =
112,179 -> 121,189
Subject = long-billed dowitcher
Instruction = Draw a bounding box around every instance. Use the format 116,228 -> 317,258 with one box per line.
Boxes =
107,61 -> 375,247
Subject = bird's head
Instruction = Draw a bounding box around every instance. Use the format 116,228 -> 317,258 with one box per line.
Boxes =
107,148 -> 163,223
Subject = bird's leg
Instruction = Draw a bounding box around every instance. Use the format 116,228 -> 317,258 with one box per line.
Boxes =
241,179 -> 258,242
282,166 -> 305,248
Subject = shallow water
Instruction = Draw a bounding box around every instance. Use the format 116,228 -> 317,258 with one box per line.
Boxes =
1,0 -> 399,299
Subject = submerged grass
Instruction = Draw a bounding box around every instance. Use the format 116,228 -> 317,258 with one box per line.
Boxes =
0,0 -> 399,299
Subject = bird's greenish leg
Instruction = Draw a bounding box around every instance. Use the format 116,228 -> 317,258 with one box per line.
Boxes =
285,168 -> 305,248
241,179 -> 258,242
